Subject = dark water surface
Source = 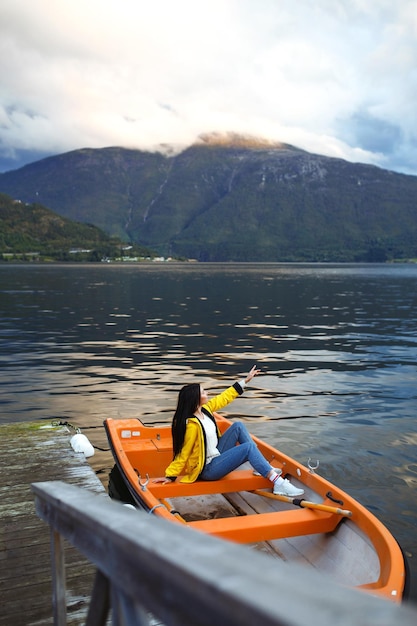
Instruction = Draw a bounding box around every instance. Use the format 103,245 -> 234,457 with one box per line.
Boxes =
1,263 -> 416,601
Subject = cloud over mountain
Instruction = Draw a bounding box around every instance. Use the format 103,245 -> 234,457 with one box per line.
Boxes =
1,1 -> 416,175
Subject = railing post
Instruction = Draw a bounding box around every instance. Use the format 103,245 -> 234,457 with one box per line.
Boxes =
86,569 -> 111,626
111,586 -> 151,626
51,529 -> 67,626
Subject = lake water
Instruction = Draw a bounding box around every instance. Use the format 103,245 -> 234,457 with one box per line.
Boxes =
1,262 -> 416,602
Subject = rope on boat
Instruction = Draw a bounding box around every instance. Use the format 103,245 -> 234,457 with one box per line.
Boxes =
132,470 -> 187,522
148,504 -> 164,514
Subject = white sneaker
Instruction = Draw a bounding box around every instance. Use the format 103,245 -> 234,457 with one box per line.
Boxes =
273,478 -> 304,497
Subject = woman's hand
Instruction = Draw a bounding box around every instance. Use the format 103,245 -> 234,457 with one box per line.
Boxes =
245,365 -> 261,384
153,477 -> 173,484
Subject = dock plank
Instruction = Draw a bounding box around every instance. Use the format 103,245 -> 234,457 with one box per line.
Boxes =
0,422 -> 108,626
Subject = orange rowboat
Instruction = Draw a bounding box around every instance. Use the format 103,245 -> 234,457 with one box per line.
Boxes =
104,415 -> 407,603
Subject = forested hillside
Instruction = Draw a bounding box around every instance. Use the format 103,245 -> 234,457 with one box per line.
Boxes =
0,194 -> 154,261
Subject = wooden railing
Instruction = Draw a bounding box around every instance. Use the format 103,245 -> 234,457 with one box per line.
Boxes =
32,481 -> 415,626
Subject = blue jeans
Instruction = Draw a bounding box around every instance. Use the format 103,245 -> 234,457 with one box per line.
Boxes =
199,422 -> 272,480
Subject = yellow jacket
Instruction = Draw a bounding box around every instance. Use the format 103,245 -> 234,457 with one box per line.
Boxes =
165,382 -> 243,483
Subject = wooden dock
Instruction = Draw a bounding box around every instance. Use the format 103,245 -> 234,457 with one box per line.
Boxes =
0,421 -> 107,626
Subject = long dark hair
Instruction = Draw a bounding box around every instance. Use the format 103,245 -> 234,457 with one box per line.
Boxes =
172,383 -> 201,458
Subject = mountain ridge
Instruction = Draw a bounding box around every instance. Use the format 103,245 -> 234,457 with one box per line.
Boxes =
1,135 -> 416,262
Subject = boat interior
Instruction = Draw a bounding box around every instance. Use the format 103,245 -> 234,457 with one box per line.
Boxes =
106,417 -> 389,594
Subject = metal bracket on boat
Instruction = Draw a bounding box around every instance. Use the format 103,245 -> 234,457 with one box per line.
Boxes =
308,458 -> 320,473
326,491 -> 344,506
138,473 -> 150,491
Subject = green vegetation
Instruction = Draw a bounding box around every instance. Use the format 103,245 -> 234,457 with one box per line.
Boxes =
0,193 -> 157,262
1,139 -> 417,262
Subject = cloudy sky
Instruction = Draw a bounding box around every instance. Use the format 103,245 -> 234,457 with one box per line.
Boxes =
1,0 -> 416,175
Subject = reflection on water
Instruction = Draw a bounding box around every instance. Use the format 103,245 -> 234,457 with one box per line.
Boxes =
1,262 -> 417,601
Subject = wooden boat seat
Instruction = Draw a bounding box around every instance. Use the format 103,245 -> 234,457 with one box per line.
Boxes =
150,469 -> 342,543
188,507 -> 341,543
150,468 -> 272,498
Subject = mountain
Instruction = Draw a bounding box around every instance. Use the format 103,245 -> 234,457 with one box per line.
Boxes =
0,193 -> 153,261
1,133 -> 417,262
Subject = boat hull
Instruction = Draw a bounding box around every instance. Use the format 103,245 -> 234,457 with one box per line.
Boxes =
104,415 -> 406,602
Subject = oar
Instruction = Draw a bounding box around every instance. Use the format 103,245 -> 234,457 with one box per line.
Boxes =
159,498 -> 188,523
252,490 -> 352,517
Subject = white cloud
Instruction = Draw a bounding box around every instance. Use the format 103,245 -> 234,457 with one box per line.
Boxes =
0,0 -> 416,174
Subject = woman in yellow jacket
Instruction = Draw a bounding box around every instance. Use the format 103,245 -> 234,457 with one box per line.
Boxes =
156,366 -> 303,497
